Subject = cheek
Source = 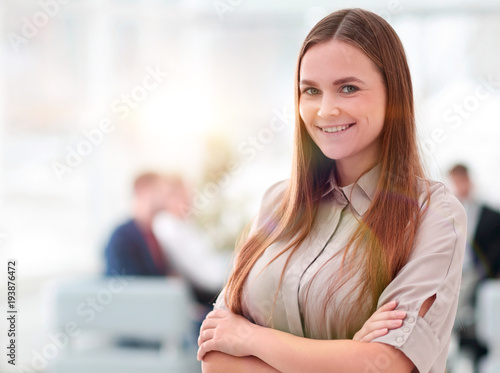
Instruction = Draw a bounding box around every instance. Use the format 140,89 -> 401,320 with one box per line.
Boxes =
373,93 -> 387,123
358,97 -> 385,128
374,106 -> 386,133
299,101 -> 315,125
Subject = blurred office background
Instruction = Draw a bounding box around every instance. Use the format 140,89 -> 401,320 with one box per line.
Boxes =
1,0 -> 500,372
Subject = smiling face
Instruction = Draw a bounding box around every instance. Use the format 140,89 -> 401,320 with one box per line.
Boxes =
299,39 -> 387,177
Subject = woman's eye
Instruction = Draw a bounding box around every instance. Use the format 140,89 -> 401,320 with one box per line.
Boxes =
341,85 -> 358,93
304,87 -> 320,95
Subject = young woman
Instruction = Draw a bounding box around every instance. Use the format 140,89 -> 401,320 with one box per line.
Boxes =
198,8 -> 466,373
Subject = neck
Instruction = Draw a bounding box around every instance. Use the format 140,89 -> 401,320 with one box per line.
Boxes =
133,205 -> 154,229
335,157 -> 377,187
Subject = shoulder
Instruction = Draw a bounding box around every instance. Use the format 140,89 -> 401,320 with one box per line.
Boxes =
261,179 -> 289,207
109,219 -> 141,240
414,178 -> 467,253
254,180 -> 289,228
480,204 -> 500,221
114,219 -> 137,232
418,178 -> 466,224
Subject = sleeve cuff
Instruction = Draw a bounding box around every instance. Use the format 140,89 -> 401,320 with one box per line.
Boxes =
371,311 -> 440,373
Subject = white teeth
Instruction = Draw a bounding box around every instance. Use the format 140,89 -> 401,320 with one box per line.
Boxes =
321,124 -> 352,133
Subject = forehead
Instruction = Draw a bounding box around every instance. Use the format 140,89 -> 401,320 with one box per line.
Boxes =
299,39 -> 379,81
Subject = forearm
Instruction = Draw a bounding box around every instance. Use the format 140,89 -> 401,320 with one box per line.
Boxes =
249,327 -> 414,373
202,351 -> 281,373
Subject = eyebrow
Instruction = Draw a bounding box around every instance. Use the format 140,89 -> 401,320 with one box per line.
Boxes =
299,76 -> 365,86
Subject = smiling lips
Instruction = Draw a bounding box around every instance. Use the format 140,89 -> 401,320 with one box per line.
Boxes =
319,123 -> 355,133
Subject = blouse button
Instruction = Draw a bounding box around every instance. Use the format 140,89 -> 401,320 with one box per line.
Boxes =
407,317 -> 415,323
403,327 -> 410,333
396,337 -> 404,343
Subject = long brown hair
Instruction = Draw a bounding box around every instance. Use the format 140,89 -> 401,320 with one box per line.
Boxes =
224,8 -> 428,338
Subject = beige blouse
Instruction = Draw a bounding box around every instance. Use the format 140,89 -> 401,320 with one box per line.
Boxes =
215,165 -> 467,373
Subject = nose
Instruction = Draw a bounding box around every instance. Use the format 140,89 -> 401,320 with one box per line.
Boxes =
317,94 -> 341,118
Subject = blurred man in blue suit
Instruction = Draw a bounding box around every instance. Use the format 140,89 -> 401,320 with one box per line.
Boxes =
104,172 -> 175,349
104,172 -> 223,305
105,172 -> 173,277
449,164 -> 500,369
449,164 -> 500,280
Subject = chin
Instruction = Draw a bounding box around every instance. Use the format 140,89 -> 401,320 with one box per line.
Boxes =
317,148 -> 350,161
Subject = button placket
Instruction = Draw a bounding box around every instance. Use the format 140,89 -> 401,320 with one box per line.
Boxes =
283,197 -> 342,337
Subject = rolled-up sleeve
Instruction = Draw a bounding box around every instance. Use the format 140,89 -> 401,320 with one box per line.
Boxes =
371,182 -> 467,373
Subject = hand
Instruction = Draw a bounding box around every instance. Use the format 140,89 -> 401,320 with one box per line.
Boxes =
197,309 -> 258,361
353,300 -> 406,342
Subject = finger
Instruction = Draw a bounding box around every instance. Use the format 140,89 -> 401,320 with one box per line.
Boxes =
377,319 -> 404,331
197,339 -> 216,361
372,310 -> 407,321
366,309 -> 406,323
375,300 -> 398,313
358,319 -> 403,334
205,309 -> 229,319
385,310 -> 407,319
198,328 -> 215,347
200,318 -> 219,333
359,328 -> 389,343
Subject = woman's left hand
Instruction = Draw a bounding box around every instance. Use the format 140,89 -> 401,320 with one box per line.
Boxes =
197,309 -> 258,361
353,300 -> 406,342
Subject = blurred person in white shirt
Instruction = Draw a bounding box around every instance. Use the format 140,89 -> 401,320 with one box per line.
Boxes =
153,175 -> 231,311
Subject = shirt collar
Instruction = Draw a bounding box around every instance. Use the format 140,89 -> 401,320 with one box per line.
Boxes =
322,163 -> 381,216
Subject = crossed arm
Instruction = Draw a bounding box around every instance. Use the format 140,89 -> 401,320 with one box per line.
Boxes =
200,328 -> 412,373
197,299 -> 435,373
